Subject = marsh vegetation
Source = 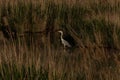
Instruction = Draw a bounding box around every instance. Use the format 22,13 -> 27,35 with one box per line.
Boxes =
0,0 -> 120,80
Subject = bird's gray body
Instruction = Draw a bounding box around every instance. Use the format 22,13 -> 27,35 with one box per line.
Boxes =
61,37 -> 71,47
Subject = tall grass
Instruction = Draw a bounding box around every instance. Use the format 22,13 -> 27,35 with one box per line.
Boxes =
0,0 -> 120,80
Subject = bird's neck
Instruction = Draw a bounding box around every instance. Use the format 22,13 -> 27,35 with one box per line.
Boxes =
60,33 -> 63,40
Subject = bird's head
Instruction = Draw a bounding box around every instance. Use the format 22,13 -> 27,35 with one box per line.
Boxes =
58,30 -> 63,34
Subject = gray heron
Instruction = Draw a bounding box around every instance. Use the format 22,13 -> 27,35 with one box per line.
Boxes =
58,30 -> 76,49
